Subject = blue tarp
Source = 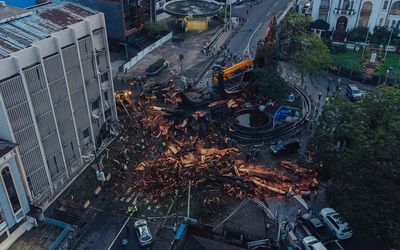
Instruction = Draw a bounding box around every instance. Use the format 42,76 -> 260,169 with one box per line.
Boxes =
273,106 -> 301,126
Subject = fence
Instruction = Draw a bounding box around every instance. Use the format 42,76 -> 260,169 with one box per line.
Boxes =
330,64 -> 399,86
45,216 -> 72,250
122,32 -> 173,72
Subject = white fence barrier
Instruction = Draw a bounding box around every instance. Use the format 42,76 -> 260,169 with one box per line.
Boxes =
123,32 -> 173,72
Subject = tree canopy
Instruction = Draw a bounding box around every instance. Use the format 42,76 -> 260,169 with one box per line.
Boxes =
292,33 -> 333,75
251,65 -> 288,101
279,12 -> 332,75
310,86 -> 400,248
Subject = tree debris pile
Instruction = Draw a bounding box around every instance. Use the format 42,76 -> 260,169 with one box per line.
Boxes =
118,81 -> 318,204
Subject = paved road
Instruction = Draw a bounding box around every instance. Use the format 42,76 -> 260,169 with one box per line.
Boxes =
229,0 -> 292,58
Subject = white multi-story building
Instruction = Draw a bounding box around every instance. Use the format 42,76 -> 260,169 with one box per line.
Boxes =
312,0 -> 400,33
0,2 -> 117,207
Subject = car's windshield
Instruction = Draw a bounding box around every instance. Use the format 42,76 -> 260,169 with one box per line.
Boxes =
342,227 -> 352,233
141,235 -> 151,241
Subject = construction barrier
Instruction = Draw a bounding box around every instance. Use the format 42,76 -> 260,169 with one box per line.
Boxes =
122,32 -> 173,72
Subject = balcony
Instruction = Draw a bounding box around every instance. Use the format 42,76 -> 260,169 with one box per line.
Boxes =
334,8 -> 356,15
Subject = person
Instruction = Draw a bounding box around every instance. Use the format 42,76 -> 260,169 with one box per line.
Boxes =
127,205 -> 137,216
327,86 -> 331,94
318,92 -> 322,101
297,208 -> 302,216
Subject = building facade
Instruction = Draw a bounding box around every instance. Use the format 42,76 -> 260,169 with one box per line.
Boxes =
0,2 -> 117,207
70,0 -> 156,41
312,0 -> 400,33
4,0 -> 37,8
0,140 -> 34,249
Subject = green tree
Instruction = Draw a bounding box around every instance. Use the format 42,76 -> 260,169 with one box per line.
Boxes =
370,26 -> 390,45
347,27 -> 370,42
292,33 -> 333,76
310,86 -> 400,249
145,22 -> 170,38
251,65 -> 288,100
279,12 -> 312,59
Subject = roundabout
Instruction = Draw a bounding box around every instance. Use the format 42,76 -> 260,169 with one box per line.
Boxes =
164,0 -> 223,18
164,0 -> 223,32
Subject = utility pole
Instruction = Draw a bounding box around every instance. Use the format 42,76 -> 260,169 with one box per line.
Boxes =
361,26 -> 369,60
384,28 -> 393,61
186,180 -> 191,220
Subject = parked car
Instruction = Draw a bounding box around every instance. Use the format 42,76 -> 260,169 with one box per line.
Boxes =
346,84 -> 366,101
270,138 -> 300,155
134,219 -> 153,247
319,208 -> 353,240
301,213 -> 333,242
302,236 -> 327,250
324,240 -> 346,250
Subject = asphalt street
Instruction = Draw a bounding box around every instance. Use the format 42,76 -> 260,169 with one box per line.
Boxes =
229,0 -> 292,58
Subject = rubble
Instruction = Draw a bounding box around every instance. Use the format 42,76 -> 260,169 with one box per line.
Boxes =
115,80 -> 318,206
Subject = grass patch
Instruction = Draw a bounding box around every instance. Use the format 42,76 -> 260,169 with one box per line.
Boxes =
375,52 -> 400,79
331,50 -> 363,71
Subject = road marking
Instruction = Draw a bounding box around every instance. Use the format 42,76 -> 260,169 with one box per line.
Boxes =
243,22 -> 263,57
107,214 -> 133,250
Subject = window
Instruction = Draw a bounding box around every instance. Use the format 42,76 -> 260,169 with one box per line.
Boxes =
53,156 -> 59,173
104,91 -> 109,101
100,72 -> 109,83
327,216 -> 340,230
71,141 -> 76,158
1,167 -> 21,213
92,99 -> 100,111
83,128 -> 90,139
383,0 -> 388,9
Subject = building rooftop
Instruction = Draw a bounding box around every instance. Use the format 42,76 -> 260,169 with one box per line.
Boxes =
0,1 -> 97,59
0,139 -> 17,158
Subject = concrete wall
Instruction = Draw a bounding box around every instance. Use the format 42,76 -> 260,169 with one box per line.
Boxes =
123,32 -> 172,71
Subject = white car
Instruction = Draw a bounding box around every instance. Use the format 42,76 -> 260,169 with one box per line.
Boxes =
302,236 -> 327,250
134,219 -> 153,247
319,208 -> 353,240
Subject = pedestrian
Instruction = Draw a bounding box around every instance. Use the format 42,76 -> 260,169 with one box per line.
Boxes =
318,92 -> 322,101
327,86 -> 331,94
335,84 -> 339,92
246,9 -> 249,15
313,190 -> 318,200
297,208 -> 302,216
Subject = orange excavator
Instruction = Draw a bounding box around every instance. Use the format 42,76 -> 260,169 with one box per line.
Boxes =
213,58 -> 253,84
